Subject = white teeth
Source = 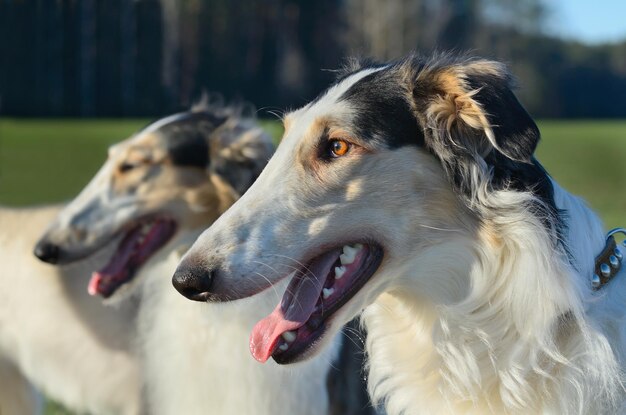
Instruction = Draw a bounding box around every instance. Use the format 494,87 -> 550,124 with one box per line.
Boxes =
282,331 -> 297,343
322,287 -> 335,299
334,266 -> 346,279
279,343 -> 289,351
340,244 -> 361,265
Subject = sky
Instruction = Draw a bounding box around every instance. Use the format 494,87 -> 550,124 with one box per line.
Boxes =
546,0 -> 626,44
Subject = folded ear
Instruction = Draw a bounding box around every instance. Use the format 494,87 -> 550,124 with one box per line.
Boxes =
412,59 -> 539,164
210,125 -> 275,196
159,111 -> 229,168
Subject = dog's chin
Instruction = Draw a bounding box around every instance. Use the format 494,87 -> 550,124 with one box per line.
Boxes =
249,242 -> 384,365
272,296 -> 368,365
99,274 -> 143,306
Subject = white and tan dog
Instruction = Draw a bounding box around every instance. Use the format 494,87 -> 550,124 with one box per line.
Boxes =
1,101 -> 249,415
0,102 -> 270,415
174,54 -> 626,414
0,205 -> 140,415
35,101 -> 364,414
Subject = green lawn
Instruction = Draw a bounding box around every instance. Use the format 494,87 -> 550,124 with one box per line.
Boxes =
1,118 -> 624,226
0,119 -> 283,206
0,118 -> 624,414
536,120 -> 626,229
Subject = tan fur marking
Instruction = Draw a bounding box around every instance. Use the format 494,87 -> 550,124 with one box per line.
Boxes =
296,116 -> 330,175
283,114 -> 293,134
344,178 -> 365,201
328,128 -> 353,140
479,223 -> 504,249
464,61 -> 506,77
415,66 -> 497,152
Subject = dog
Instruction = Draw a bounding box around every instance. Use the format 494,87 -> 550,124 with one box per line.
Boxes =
173,54 -> 626,414
0,98 -> 252,413
36,99 -> 369,414
0,100 -> 267,414
0,204 -> 141,415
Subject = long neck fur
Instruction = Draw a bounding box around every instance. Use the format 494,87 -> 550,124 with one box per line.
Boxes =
363,181 -> 624,414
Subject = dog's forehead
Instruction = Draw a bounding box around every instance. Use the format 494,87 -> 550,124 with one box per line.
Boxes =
285,64 -> 421,149
142,112 -> 190,135
285,67 -> 388,133
115,112 -> 212,168
107,113 -> 188,157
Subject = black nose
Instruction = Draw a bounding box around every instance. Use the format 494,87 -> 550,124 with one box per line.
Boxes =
172,264 -> 215,302
34,241 -> 61,264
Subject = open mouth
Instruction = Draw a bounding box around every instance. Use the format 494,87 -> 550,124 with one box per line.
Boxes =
249,242 -> 383,364
88,217 -> 177,298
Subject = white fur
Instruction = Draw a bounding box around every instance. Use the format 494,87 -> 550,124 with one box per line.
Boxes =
179,69 -> 626,413
30,105 -> 343,414
0,205 -> 141,415
138,237 -> 340,414
0,203 -> 339,415
360,181 -> 624,414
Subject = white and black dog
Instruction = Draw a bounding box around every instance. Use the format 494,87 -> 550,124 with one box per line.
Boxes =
173,54 -> 626,414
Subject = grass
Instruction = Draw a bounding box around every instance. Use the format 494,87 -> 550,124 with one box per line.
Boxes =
0,118 -> 147,205
535,120 -> 626,229
1,118 -> 624,227
0,118 -> 624,414
0,119 -> 283,206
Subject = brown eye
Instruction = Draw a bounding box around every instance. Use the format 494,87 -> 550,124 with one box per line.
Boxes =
329,139 -> 350,158
119,162 -> 136,173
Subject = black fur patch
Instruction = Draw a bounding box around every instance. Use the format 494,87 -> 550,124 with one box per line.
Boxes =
335,56 -> 564,240
447,69 -> 563,235
467,74 -> 540,163
339,66 -> 424,148
151,112 -> 227,168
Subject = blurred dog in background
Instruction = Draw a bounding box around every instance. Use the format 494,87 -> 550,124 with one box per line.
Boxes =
30,98 -> 370,414
0,98 -> 268,415
1,202 -> 141,414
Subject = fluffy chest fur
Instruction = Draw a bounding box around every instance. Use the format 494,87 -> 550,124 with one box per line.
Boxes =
363,185 -> 625,414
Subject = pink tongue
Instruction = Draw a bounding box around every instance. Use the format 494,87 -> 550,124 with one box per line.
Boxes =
87,229 -> 142,296
249,249 -> 340,362
249,304 -> 305,363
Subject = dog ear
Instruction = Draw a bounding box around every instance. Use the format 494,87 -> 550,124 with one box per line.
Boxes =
188,97 -> 274,195
412,59 -> 539,165
210,126 -> 275,196
160,111 -> 229,169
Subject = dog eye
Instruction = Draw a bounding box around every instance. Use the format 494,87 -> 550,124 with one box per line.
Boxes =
328,139 -> 350,158
119,162 -> 137,173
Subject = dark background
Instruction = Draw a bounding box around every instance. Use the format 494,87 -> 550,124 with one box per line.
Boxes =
1,0 -> 626,118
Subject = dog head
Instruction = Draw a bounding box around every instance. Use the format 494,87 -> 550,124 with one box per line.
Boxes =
173,54 -> 556,364
35,100 -> 273,299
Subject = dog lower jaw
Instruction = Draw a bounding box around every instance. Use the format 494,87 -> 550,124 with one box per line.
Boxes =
88,217 -> 177,298
250,242 -> 384,365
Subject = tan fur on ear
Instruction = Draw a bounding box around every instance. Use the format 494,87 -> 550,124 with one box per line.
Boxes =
410,58 -> 512,157
422,68 -> 496,151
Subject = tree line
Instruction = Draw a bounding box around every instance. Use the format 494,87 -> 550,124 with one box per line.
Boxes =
1,0 -> 625,118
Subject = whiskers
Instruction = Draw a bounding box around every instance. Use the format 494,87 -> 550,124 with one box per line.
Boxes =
416,223 -> 463,233
257,107 -> 286,122
250,253 -> 329,317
